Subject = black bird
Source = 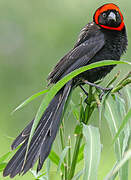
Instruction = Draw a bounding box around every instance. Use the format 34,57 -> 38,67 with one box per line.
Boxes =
3,3 -> 127,178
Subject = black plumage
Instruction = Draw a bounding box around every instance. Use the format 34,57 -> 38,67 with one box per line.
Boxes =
3,3 -> 128,178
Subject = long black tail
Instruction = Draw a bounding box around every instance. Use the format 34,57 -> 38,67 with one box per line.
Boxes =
3,81 -> 73,178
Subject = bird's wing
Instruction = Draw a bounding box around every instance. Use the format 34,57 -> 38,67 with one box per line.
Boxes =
48,23 -> 105,84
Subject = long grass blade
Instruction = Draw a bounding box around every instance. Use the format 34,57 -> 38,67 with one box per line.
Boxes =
72,170 -> 84,180
104,95 -> 130,180
104,97 -> 122,158
26,60 -> 130,167
104,162 -> 118,180
83,125 -> 101,180
0,163 -> 7,172
112,108 -> 131,145
0,152 -> 11,164
12,89 -> 49,113
57,146 -> 69,172
77,144 -> 85,163
105,149 -> 131,179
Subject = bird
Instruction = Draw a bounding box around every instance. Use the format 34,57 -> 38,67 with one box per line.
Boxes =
3,3 -> 127,178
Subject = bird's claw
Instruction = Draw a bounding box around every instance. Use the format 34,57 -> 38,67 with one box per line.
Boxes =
84,96 -> 89,104
99,87 -> 113,101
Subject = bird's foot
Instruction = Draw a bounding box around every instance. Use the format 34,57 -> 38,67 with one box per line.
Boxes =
79,85 -> 89,104
99,87 -> 113,100
83,80 -> 113,101
79,85 -> 88,97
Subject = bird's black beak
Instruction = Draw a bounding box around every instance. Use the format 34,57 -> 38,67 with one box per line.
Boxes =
108,12 -> 116,22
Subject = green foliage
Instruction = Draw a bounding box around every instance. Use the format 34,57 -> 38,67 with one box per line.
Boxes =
1,61 -> 131,180
105,149 -> 131,179
57,146 -> 69,172
13,89 -> 49,113
0,147 -> 21,173
0,152 -> 10,173
1,1 -> 131,179
104,95 -> 129,180
21,60 -> 131,159
83,125 -> 101,180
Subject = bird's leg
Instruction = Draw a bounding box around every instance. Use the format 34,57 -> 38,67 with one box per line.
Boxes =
83,80 -> 112,91
79,85 -> 88,96
79,85 -> 89,104
83,80 -> 113,100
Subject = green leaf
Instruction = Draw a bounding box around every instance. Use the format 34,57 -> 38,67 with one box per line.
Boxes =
26,60 -> 131,164
106,71 -> 120,88
57,146 -> 69,172
0,163 -> 7,172
72,170 -> 84,180
80,103 -> 85,123
0,152 -> 11,164
104,95 -> 129,180
77,144 -> 85,163
105,149 -> 131,180
13,89 -> 49,113
33,159 -> 51,180
115,96 -> 130,180
115,96 -> 130,156
30,170 -> 47,180
49,150 -> 64,173
104,163 -> 118,180
70,100 -> 79,121
49,150 -> 60,166
37,173 -> 47,180
112,108 -> 131,145
104,96 -> 123,160
83,125 -> 101,180
45,158 -> 50,180
125,86 -> 131,109
74,124 -> 83,135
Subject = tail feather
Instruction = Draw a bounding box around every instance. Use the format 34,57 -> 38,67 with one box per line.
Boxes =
3,81 -> 72,178
3,141 -> 27,177
11,120 -> 34,150
37,86 -> 70,172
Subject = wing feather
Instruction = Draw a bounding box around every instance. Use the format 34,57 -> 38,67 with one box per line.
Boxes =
48,23 -> 105,84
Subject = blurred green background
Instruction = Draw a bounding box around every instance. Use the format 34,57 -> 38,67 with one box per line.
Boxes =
0,0 -> 131,179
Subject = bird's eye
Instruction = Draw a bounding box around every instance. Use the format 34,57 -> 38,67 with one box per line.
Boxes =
102,13 -> 107,18
116,11 -> 120,16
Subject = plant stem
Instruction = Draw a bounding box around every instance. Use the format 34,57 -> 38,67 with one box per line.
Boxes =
68,136 -> 71,173
68,86 -> 93,180
60,122 -> 68,180
116,71 -> 131,87
68,133 -> 83,180
111,78 -> 131,93
106,71 -> 120,88
60,124 -> 65,150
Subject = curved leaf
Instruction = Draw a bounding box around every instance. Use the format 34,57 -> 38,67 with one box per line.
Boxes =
27,60 -> 131,160
13,89 -> 49,113
112,108 -> 131,145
